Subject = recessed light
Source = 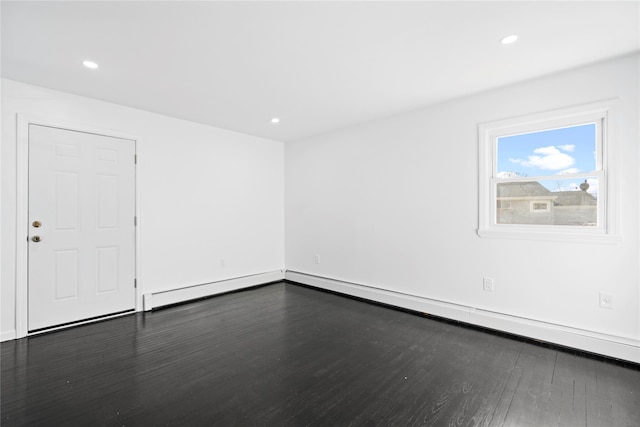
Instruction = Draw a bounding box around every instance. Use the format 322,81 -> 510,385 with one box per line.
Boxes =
500,35 -> 518,45
82,60 -> 99,69
271,118 -> 280,124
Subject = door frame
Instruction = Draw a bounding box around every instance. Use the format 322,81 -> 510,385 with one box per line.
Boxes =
15,114 -> 143,338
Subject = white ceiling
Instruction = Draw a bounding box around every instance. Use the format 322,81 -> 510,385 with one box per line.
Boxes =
2,1 -> 638,142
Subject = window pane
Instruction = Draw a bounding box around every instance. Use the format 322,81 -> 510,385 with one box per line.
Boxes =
497,177 -> 598,226
496,123 -> 596,177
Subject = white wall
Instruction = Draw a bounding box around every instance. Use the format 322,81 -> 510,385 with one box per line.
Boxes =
1,79 -> 285,339
285,54 -> 640,362
2,54 -> 638,362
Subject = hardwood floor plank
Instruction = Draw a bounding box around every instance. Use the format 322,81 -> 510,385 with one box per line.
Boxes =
2,282 -> 638,426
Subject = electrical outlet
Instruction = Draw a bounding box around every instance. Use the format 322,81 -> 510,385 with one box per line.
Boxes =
483,278 -> 494,292
599,292 -> 614,309
220,259 -> 226,268
315,255 -> 321,264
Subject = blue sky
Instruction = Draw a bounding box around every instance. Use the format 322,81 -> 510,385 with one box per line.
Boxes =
496,123 -> 598,194
497,123 -> 596,177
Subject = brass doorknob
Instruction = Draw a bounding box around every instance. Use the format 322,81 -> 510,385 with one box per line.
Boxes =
32,236 -> 41,242
32,221 -> 42,228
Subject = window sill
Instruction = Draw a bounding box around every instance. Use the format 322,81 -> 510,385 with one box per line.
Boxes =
477,227 -> 622,244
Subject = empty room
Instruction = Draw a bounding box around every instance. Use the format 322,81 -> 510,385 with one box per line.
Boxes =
1,1 -> 639,426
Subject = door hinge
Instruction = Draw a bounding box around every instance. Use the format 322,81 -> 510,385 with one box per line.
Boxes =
134,216 -> 137,226
134,154 -> 137,164
134,278 -> 137,288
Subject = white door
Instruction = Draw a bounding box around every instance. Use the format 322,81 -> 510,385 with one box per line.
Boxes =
28,124 -> 136,331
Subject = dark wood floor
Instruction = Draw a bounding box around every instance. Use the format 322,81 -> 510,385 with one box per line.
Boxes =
2,282 -> 639,426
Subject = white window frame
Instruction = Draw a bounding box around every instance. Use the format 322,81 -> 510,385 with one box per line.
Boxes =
478,100 -> 620,243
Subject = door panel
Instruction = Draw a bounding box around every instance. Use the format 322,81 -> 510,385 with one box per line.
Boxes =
28,124 -> 135,331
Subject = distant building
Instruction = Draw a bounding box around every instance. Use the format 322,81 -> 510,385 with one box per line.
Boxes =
497,181 -> 597,226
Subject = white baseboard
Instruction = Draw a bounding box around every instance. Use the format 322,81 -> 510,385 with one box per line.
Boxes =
1,330 -> 17,342
285,271 -> 640,364
145,270 -> 285,310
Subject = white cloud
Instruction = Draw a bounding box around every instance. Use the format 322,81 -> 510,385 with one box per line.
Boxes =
558,144 -> 575,152
497,171 -> 521,178
533,146 -> 560,155
557,168 -> 580,175
518,145 -> 575,170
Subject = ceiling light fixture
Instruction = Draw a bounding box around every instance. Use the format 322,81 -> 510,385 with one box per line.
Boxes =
271,118 -> 280,124
82,60 -> 99,69
500,35 -> 518,45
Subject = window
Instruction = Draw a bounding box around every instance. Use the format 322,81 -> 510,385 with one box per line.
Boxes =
478,101 -> 619,242
531,201 -> 550,212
